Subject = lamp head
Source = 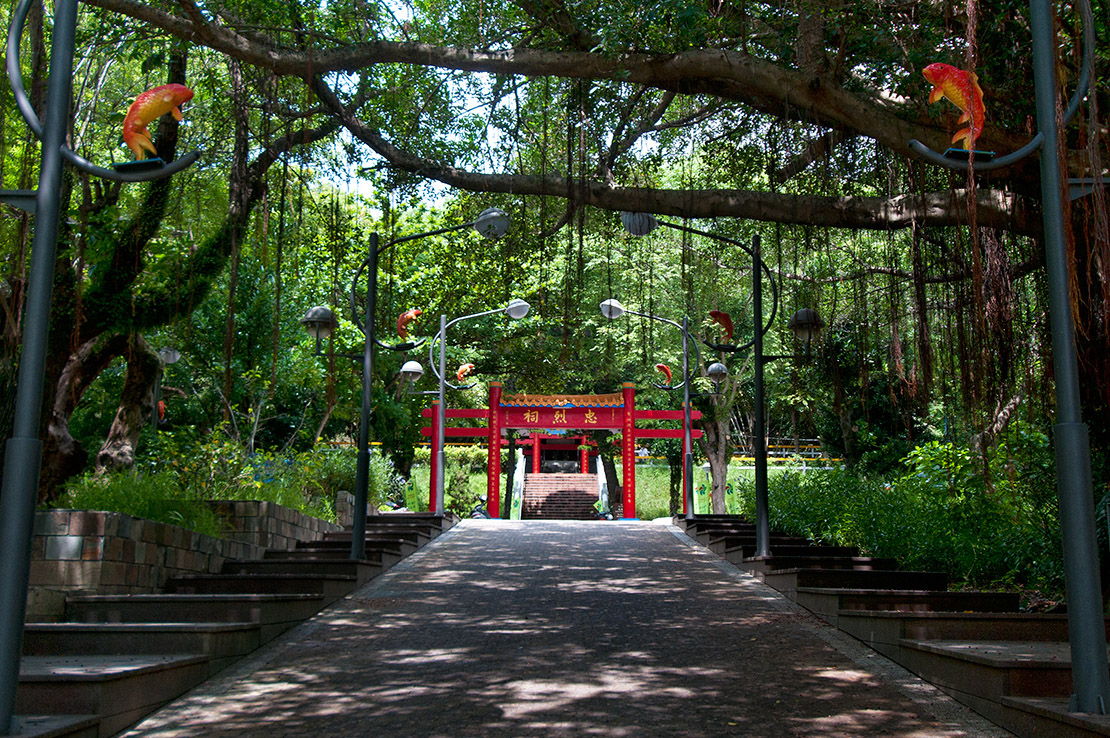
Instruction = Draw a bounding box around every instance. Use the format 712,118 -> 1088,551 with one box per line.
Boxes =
706,362 -> 729,386
620,211 -> 660,237
399,360 -> 424,384
301,306 -> 338,340
600,298 -> 626,320
505,298 -> 531,320
788,308 -> 825,343
473,207 -> 510,239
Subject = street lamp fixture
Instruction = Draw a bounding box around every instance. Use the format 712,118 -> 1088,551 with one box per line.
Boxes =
620,212 -> 788,552
429,298 -> 531,516
600,297 -> 701,519
301,207 -> 511,559
300,306 -> 338,343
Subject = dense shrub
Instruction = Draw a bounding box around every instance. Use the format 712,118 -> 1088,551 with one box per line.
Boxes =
735,424 -> 1064,596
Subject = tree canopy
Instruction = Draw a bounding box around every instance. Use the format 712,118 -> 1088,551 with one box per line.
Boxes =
0,0 -> 1106,504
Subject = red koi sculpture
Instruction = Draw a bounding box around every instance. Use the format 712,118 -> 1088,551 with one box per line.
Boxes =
122,84 -> 195,160
709,310 -> 734,341
456,363 -> 475,382
396,309 -> 421,339
922,63 -> 986,150
655,363 -> 673,384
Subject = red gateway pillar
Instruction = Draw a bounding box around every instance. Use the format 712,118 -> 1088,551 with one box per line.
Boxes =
429,400 -> 440,513
621,382 -> 636,518
486,382 -> 503,518
532,432 -> 542,473
580,437 -> 589,474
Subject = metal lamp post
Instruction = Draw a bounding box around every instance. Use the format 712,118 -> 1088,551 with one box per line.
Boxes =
620,212 -> 823,554
0,0 -> 201,729
428,298 -> 530,516
905,0 -> 1108,710
301,207 -> 511,559
600,297 -> 701,520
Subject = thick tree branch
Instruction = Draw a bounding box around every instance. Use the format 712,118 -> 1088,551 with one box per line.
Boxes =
315,78 -> 1040,235
82,0 -> 1035,169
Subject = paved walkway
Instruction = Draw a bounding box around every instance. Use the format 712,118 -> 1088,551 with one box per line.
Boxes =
119,521 -> 1013,737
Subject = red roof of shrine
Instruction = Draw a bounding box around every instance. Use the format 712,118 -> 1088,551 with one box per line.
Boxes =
502,392 -> 624,408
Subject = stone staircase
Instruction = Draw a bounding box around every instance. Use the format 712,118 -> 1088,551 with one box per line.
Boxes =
677,514 -> 1110,738
10,513 -> 453,738
521,473 -> 599,519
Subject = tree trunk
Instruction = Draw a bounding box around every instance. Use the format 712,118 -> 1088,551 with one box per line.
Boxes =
95,334 -> 161,472
697,414 -> 731,514
39,332 -> 130,502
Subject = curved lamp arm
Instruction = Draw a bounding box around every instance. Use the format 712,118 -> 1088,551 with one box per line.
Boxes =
908,0 -> 1094,171
629,216 -> 779,352
7,0 -> 200,183
426,306 -> 511,390
621,307 -> 703,391
348,208 -> 509,349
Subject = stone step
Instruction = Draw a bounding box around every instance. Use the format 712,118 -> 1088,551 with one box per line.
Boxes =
761,568 -> 949,599
835,610 -> 1110,660
263,548 -> 400,568
0,714 -> 98,738
65,593 -> 327,643
16,654 -> 210,738
363,513 -> 451,537
22,622 -> 261,673
795,588 -> 1021,624
223,557 -> 383,587
164,573 -> 357,603
712,536 -> 826,559
896,639 -> 1110,735
1000,697 -> 1110,738
299,536 -> 415,557
722,544 -> 860,560
322,528 -> 430,548
741,555 -> 900,575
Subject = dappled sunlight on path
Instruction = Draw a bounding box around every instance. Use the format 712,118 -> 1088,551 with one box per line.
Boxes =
117,520 -> 1010,737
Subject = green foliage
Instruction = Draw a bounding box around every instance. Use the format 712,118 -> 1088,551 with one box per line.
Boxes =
55,470 -> 226,539
735,429 -> 1064,596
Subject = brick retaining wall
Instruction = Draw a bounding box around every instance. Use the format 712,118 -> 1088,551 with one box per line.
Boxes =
26,492 -> 356,621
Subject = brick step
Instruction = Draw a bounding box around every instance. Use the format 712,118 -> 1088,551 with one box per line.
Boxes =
65,593 -> 327,643
164,573 -> 357,603
760,568 -> 949,599
742,556 -> 900,575
795,588 -> 1021,624
16,654 -> 210,738
223,558 -> 383,586
835,611 -> 1110,660
263,548 -> 401,568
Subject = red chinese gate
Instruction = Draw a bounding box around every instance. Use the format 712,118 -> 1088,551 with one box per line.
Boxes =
420,382 -> 702,518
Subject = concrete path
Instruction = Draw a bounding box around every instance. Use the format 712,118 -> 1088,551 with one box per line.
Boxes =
118,521 -> 1013,737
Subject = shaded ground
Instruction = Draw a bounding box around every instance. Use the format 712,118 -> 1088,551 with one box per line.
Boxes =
119,520 -> 1012,737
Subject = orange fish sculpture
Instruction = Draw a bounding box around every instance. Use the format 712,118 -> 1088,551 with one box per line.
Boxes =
922,63 -> 985,150
456,363 -> 475,382
396,309 -> 421,339
709,310 -> 734,341
655,363 -> 673,384
122,84 -> 195,160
